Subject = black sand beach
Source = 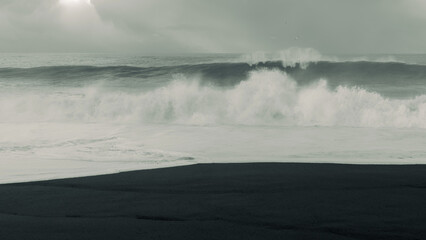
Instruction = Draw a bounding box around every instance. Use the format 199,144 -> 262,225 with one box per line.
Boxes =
1,163 -> 426,240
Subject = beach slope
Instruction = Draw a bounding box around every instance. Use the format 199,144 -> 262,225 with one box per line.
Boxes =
0,163 -> 426,240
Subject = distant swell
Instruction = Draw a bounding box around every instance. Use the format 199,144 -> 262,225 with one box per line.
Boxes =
1,70 -> 426,128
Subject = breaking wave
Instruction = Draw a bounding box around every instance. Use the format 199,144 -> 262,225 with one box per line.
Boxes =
240,48 -> 331,68
2,70 -> 426,128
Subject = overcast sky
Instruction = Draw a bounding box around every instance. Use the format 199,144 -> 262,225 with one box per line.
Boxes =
0,0 -> 425,54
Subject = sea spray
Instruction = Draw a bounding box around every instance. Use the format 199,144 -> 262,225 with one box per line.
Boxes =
1,69 -> 426,128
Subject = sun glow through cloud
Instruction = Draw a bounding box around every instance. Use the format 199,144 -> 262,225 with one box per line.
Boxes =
59,0 -> 92,6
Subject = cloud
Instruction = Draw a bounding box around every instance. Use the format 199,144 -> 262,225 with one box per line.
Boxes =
91,0 -> 255,53
0,0 -> 426,54
0,0 -> 134,52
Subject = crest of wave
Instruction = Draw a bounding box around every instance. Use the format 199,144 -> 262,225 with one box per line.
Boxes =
241,47 -> 337,68
1,70 -> 426,128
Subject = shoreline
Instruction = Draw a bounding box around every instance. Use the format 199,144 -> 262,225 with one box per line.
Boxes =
1,162 -> 426,239
3,159 -> 425,185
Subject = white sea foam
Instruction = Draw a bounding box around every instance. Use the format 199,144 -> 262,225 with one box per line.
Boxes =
2,121 -> 426,184
241,48 -> 336,68
278,48 -> 325,68
1,70 -> 425,128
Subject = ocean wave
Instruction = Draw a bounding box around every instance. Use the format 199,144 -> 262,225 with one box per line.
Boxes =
1,70 -> 425,128
1,60 -> 426,89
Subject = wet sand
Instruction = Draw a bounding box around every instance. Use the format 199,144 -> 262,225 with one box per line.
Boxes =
1,163 -> 426,240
